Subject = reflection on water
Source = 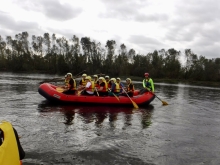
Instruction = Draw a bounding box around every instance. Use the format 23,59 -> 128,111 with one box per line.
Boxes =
37,102 -> 154,130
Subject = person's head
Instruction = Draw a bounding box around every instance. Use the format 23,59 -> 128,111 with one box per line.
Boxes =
126,78 -> 131,84
116,77 -> 121,83
82,74 -> 87,79
93,75 -> 98,79
98,77 -> 104,82
85,76 -> 91,82
110,78 -> 116,83
144,73 -> 149,78
105,76 -> 110,81
66,73 -> 72,79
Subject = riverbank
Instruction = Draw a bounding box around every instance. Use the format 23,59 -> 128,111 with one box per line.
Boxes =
122,76 -> 220,88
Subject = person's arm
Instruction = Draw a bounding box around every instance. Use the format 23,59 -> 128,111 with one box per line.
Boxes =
120,82 -> 124,87
143,79 -> 146,88
110,83 -> 116,91
150,79 -> 154,92
98,82 -> 104,91
85,82 -> 91,89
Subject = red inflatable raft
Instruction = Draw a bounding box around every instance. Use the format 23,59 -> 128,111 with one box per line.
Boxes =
38,83 -> 155,107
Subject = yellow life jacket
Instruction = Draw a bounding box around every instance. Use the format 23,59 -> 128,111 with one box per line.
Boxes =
103,80 -> 108,92
114,83 -> 120,93
0,121 -> 20,165
106,80 -> 111,88
81,79 -> 86,86
65,79 -> 69,86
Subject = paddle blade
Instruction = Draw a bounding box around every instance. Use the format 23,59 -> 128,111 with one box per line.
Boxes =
162,101 -> 168,105
56,87 -> 64,93
132,100 -> 139,109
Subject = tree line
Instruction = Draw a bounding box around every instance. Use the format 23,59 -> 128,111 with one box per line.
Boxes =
0,32 -> 220,81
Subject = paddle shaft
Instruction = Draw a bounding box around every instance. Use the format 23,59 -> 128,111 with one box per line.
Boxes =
122,88 -> 139,109
108,89 -> 120,101
95,87 -> 99,96
147,89 -> 168,105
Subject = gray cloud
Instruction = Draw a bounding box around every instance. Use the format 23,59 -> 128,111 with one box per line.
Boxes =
128,35 -> 165,46
99,0 -> 151,21
159,0 -> 220,58
0,11 -> 41,37
12,0 -> 83,21
135,13 -> 169,22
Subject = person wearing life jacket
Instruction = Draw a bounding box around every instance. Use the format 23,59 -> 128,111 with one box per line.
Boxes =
58,74 -> 69,88
108,78 -> 120,96
95,77 -> 108,96
143,72 -> 154,92
81,76 -> 94,95
121,78 -> 135,97
78,74 -> 87,90
93,75 -> 99,87
105,75 -> 111,89
63,73 -> 77,95
116,77 -> 125,93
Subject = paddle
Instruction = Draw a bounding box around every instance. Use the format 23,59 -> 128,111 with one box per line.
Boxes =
108,89 -> 120,101
74,70 -> 86,78
145,89 -> 168,105
77,88 -> 86,96
122,88 -> 139,109
154,93 -> 168,105
95,87 -> 99,96
39,70 -> 86,84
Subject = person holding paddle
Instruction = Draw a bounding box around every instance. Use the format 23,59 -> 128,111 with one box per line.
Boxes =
142,72 -> 154,92
77,74 -> 87,90
105,75 -> 111,88
108,78 -> 120,96
120,78 -> 134,97
139,72 -> 154,95
81,76 -> 95,95
62,73 -> 77,95
116,77 -> 125,93
95,77 -> 108,96
93,75 -> 99,87
142,72 -> 168,105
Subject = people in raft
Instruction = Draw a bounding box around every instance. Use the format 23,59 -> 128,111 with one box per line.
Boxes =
78,73 -> 87,90
95,77 -> 108,96
93,75 -> 99,87
81,76 -> 95,95
140,72 -> 154,94
58,74 -> 68,88
120,78 -> 135,97
62,73 -> 77,95
116,77 -> 125,93
0,125 -> 25,161
105,75 -> 111,89
108,78 -> 120,96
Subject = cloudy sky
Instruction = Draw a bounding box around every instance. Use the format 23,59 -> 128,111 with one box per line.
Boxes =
0,0 -> 219,59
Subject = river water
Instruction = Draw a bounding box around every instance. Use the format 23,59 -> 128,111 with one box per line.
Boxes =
0,72 -> 220,165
